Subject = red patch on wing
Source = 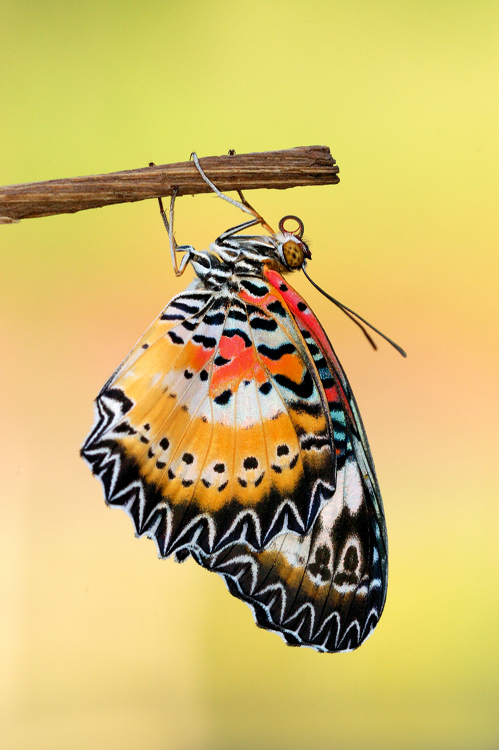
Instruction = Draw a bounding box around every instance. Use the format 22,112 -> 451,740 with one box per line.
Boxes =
263,267 -> 355,422
211,333 -> 266,393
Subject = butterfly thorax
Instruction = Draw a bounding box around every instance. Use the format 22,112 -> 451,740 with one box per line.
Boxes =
189,231 -> 310,292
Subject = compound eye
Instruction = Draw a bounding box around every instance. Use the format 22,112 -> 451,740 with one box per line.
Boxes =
282,240 -> 304,268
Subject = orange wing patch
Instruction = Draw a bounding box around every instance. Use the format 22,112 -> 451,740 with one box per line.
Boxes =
82,285 -> 337,556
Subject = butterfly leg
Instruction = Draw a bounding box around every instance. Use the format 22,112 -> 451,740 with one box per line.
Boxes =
216,217 -> 263,243
191,152 -> 275,234
158,188 -> 196,277
235,188 -> 275,235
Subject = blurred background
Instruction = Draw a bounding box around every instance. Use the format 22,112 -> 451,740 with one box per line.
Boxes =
1,1 -> 497,749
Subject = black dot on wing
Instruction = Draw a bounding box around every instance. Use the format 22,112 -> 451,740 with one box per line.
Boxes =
243,456 -> 258,470
159,437 -> 169,450
182,452 -> 194,464
280,284 -> 288,292
344,546 -> 359,572
200,370 -> 209,381
267,300 -> 286,317
259,382 -> 272,395
309,544 -> 331,578
184,369 -> 193,379
142,343 -> 149,349
297,301 -> 307,312
114,422 -> 136,435
143,423 -> 150,430
214,355 -> 231,367
214,389 -> 232,405
277,444 -> 289,456
214,463 -> 225,473
168,331 -> 184,345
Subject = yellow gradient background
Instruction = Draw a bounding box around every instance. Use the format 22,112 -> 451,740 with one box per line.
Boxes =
1,2 -> 497,749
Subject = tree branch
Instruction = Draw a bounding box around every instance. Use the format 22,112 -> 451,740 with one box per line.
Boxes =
0,146 -> 339,223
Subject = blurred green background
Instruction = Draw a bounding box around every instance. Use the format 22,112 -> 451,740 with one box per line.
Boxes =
1,1 -> 497,749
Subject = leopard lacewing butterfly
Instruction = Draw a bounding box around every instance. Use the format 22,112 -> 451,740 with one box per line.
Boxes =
81,154 -> 405,652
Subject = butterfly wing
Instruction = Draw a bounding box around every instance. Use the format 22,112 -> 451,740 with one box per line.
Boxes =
81,277 -> 337,558
189,269 -> 388,652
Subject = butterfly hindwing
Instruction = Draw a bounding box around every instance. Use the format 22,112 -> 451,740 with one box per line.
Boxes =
82,277 -> 337,558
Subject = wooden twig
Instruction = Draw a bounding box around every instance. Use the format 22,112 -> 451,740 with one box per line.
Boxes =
0,146 -> 339,224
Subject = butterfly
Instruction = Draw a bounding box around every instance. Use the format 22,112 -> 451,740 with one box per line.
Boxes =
81,153 -> 405,653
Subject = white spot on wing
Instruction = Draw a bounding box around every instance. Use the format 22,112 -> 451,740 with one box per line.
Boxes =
257,382 -> 285,421
342,457 -> 364,514
268,532 -> 311,569
236,379 -> 260,428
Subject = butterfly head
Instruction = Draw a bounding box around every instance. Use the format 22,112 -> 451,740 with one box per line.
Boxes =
273,215 -> 311,272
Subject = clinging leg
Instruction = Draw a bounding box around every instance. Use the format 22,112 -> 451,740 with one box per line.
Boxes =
158,188 -> 195,276
191,152 -> 275,235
